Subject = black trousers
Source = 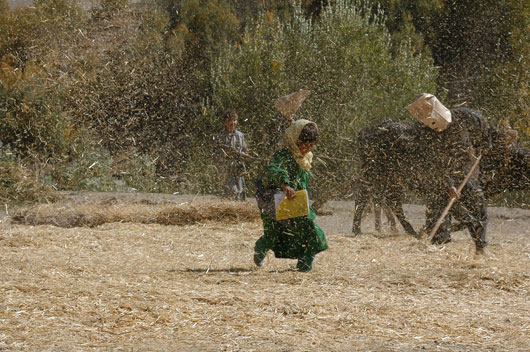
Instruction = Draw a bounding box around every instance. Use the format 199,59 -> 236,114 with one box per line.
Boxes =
425,181 -> 488,249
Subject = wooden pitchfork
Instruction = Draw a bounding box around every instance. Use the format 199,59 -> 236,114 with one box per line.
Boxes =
428,154 -> 482,241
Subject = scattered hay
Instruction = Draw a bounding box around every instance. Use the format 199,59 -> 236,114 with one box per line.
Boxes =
10,198 -> 261,228
1,207 -> 529,351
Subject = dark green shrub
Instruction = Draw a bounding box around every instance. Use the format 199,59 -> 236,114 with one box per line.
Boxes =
0,0 -> 8,14
0,75 -> 71,161
470,1 -> 530,144
158,0 -> 240,60
101,0 -> 129,13
53,146 -> 115,192
0,161 -> 61,205
117,152 -> 177,193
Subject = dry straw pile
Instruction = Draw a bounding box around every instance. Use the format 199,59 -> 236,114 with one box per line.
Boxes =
1,195 -> 529,351
11,198 -> 261,228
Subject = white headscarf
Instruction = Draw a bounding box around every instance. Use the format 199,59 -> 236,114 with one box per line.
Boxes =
281,119 -> 318,171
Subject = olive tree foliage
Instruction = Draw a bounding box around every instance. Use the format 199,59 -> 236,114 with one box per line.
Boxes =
469,0 -> 530,144
357,0 -> 445,58
156,0 -> 240,64
0,1 -> 93,182
68,0 -> 243,193
60,6 -> 192,190
1,3 -> 125,193
208,0 -> 438,196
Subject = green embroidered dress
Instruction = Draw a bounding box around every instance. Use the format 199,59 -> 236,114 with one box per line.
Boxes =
254,148 -> 328,260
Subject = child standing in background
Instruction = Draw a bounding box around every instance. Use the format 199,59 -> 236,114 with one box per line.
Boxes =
213,109 -> 248,201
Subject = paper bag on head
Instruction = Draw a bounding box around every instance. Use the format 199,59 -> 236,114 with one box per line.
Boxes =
407,93 -> 452,132
275,89 -> 311,120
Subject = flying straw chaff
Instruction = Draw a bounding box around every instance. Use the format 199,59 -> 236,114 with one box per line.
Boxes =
275,89 -> 311,121
311,176 -> 358,211
428,154 -> 482,241
219,144 -> 267,162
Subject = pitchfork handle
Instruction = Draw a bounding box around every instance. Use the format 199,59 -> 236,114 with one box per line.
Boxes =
428,154 -> 483,241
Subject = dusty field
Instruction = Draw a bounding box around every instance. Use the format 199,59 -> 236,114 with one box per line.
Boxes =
1,192 -> 529,351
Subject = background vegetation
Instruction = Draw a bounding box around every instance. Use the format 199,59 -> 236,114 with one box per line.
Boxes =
1,0 -> 528,205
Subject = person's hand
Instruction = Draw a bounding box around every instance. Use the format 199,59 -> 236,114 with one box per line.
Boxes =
238,152 -> 248,161
281,183 -> 296,200
448,186 -> 461,199
220,149 -> 231,158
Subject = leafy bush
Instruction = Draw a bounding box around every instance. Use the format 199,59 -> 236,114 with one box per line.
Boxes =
470,1 -> 530,144
0,0 -> 105,193
52,146 -> 115,191
99,0 -> 129,16
0,161 -> 61,205
0,0 -> 8,14
117,152 -> 177,193
158,0 -> 240,60
59,4 -> 209,185
0,67 -> 71,161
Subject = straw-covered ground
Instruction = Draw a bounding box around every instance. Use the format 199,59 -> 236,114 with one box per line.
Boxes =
1,192 -> 529,351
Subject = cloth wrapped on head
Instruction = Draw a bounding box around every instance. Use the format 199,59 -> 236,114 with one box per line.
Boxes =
282,119 -> 318,171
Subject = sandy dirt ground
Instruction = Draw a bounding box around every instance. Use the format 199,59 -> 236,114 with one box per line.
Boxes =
0,192 -> 529,351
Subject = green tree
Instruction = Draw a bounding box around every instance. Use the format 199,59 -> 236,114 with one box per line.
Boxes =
471,0 -> 530,143
430,0 -> 514,104
159,0 -> 240,64
0,77 -> 69,159
358,0 -> 445,57
0,0 -> 86,160
0,2 -> 114,191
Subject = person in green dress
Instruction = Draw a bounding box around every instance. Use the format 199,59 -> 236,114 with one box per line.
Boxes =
253,119 -> 328,272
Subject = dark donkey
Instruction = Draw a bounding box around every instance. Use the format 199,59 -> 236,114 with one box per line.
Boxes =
351,119 -> 423,237
482,130 -> 530,199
